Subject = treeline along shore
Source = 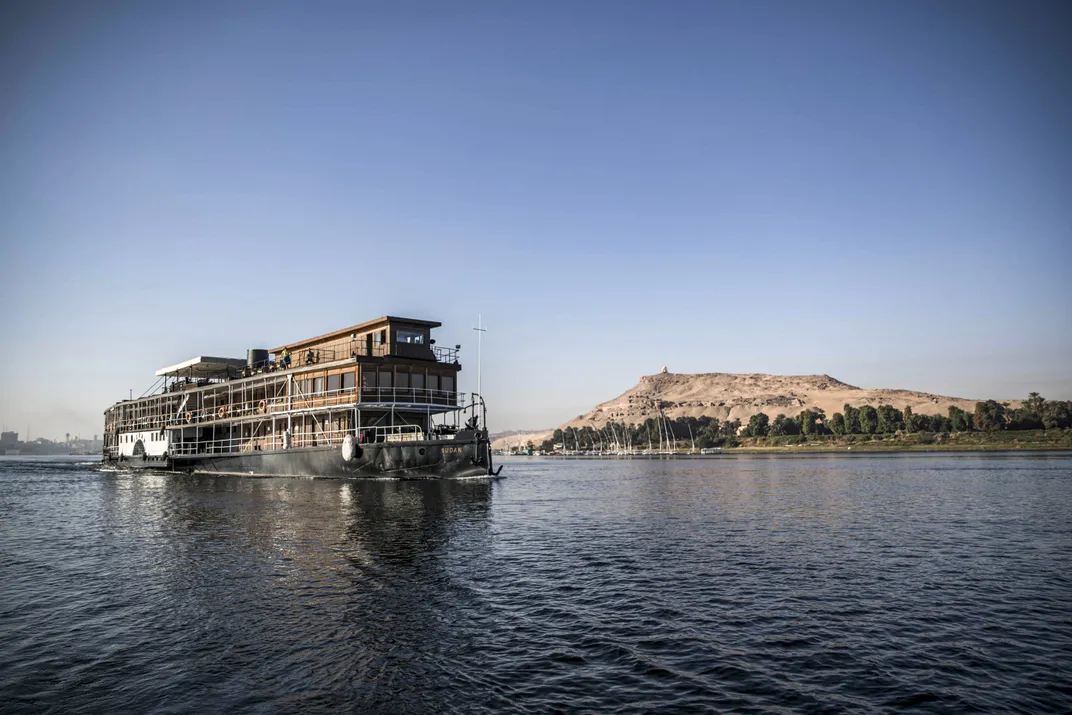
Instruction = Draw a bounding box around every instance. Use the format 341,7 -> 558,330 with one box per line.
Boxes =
529,393 -> 1072,453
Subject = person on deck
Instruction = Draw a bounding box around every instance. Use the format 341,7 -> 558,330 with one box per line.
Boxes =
280,347 -> 291,369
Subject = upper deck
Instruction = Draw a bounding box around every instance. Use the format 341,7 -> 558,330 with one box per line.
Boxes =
104,316 -> 466,432
151,316 -> 459,388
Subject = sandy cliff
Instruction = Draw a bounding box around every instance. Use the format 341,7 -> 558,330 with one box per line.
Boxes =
493,372 -> 1003,450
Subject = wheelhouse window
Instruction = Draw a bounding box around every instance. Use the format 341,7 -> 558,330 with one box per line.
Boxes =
378,370 -> 392,387
396,371 -> 410,388
362,371 -> 376,388
442,376 -> 454,393
395,329 -> 424,345
342,372 -> 356,391
411,372 -> 424,390
327,374 -> 341,393
427,374 -> 439,391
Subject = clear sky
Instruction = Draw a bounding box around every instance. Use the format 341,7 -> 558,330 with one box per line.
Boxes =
1,1 -> 1070,440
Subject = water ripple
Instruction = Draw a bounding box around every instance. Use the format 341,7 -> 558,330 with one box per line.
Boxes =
1,454 -> 1071,713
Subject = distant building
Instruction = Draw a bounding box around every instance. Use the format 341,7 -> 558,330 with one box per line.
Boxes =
1,431 -> 18,451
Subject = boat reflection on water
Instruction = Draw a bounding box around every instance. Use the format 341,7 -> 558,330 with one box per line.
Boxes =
339,477 -> 495,568
91,471 -> 499,710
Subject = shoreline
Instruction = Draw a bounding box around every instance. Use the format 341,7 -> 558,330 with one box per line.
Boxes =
503,447 -> 1072,460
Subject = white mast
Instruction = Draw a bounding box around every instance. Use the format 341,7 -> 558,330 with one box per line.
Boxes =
473,314 -> 487,396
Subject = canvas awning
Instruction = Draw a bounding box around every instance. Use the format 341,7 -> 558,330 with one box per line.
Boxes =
155,356 -> 246,378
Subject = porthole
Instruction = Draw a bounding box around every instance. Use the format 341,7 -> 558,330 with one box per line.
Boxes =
418,448 -> 426,456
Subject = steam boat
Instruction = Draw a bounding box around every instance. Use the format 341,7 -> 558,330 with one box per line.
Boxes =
103,316 -> 499,478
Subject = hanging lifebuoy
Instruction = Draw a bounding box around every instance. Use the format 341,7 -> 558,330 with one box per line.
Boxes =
185,411 -> 192,424
258,399 -> 267,414
218,406 -> 226,419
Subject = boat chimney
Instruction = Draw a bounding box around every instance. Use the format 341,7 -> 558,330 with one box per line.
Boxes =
247,349 -> 269,369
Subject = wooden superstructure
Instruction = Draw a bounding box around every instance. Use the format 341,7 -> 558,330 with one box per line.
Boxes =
102,316 -> 491,478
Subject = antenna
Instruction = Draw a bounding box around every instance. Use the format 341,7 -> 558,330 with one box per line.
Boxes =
473,314 -> 488,396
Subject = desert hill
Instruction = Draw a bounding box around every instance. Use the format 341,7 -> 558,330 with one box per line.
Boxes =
492,372 -> 1010,450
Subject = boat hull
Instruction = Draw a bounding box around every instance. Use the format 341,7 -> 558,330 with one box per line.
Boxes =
103,432 -> 494,479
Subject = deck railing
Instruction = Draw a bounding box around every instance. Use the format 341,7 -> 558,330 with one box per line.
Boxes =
107,386 -> 462,432
168,424 -> 427,456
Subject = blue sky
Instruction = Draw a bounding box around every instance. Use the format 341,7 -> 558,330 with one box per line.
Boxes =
1,1 -> 1070,439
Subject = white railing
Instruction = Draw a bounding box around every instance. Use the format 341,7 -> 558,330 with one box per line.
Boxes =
362,424 -> 425,443
168,424 -> 426,456
108,387 -> 461,432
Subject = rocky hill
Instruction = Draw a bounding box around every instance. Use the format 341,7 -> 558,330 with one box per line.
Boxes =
493,372 -> 1004,450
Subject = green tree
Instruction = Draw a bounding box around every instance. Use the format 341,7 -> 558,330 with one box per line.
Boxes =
877,405 -> 904,433
769,414 -> 793,436
908,412 -> 931,432
697,419 -> 722,448
829,412 -> 846,435
843,404 -> 861,434
813,408 -> 827,434
799,409 -> 819,435
859,405 -> 879,434
1042,401 -> 1072,429
947,406 -> 970,432
903,406 -> 915,433
720,419 -> 741,438
1024,392 -> 1045,421
745,412 -> 770,437
974,400 -> 1006,431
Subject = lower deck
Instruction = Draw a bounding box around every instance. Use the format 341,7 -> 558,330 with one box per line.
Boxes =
105,430 -> 495,479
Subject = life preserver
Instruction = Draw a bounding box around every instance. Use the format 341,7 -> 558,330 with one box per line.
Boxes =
218,406 -> 226,419
258,399 -> 267,414
185,411 -> 192,424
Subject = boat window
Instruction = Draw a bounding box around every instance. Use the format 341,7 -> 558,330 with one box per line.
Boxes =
396,371 -> 409,388
442,376 -> 454,393
373,331 -> 383,346
411,372 -> 424,389
395,329 -> 424,345
378,370 -> 392,387
327,374 -> 341,393
427,374 -> 439,391
362,371 -> 376,388
314,376 -> 326,394
342,371 -> 356,391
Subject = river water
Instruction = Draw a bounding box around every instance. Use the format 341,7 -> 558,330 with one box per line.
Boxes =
1,454 -> 1070,713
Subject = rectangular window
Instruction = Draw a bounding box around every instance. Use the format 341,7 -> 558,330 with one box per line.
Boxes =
373,331 -> 383,346
395,329 -> 424,344
442,375 -> 454,392
427,374 -> 439,391
362,370 -> 376,388
378,370 -> 392,387
327,374 -> 341,393
411,372 -> 424,390
314,376 -> 326,394
396,371 -> 409,388
342,372 -> 356,391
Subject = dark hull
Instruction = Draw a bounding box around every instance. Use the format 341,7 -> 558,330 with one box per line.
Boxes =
104,432 -> 496,479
